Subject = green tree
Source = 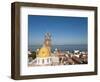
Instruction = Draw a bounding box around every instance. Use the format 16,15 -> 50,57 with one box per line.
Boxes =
28,51 -> 36,60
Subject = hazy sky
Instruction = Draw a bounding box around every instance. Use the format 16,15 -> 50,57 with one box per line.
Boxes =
28,15 -> 87,45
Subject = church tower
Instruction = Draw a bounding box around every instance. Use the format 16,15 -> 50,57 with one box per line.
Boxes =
36,33 -> 52,65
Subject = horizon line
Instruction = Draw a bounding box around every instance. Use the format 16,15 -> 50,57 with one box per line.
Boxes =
29,44 -> 87,46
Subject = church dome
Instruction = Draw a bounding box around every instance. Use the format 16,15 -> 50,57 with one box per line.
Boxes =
38,47 -> 50,58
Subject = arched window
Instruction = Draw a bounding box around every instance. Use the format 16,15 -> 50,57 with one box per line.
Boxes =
38,59 -> 39,64
47,58 -> 49,63
42,59 -> 44,64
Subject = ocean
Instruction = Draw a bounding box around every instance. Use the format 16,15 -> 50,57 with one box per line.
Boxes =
28,44 -> 87,52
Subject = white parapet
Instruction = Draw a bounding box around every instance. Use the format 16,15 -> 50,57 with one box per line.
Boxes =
36,57 -> 51,65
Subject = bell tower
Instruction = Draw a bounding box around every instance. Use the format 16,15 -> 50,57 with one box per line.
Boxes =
36,33 -> 52,65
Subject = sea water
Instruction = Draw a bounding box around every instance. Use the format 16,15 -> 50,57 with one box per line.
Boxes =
28,44 -> 87,52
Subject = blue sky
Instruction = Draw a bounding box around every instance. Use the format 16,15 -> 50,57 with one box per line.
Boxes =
28,15 -> 87,45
